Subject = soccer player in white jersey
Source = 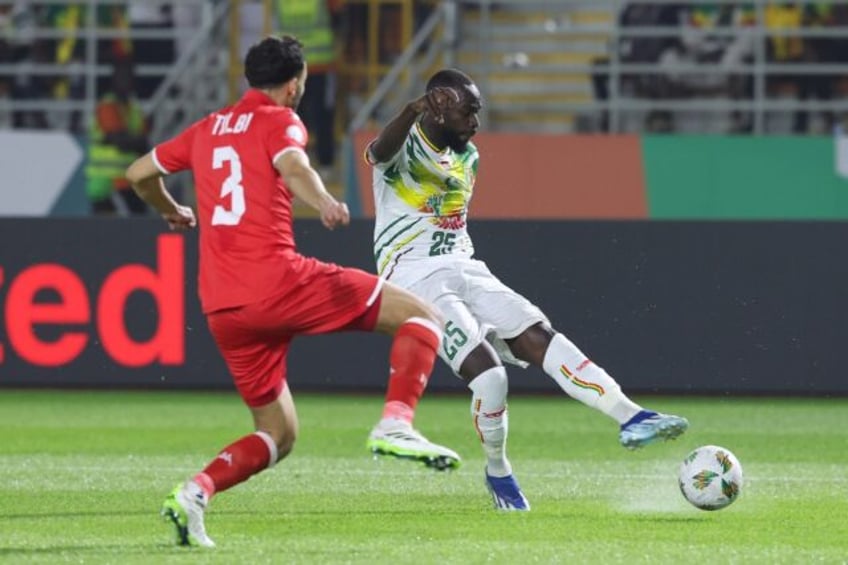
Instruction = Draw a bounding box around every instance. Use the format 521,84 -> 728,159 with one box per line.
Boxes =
364,68 -> 689,511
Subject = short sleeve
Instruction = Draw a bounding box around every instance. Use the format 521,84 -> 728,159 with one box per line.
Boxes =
266,110 -> 308,164
366,137 -> 405,171
153,123 -> 197,174
363,139 -> 380,166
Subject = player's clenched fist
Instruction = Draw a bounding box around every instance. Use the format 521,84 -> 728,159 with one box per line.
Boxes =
162,205 -> 196,231
410,86 -> 460,124
320,200 -> 350,230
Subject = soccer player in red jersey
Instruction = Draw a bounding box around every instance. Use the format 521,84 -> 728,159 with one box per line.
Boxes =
125,36 -> 457,547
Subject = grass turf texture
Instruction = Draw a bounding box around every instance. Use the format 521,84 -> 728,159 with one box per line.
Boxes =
0,391 -> 846,564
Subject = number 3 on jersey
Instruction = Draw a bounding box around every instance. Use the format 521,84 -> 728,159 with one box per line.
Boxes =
211,146 -> 246,225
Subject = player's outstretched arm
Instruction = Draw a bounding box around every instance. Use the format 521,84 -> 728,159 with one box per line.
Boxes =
126,152 -> 196,230
275,149 -> 349,230
368,87 -> 459,164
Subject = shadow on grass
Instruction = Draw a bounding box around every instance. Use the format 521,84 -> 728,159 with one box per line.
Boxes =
626,515 -> 707,523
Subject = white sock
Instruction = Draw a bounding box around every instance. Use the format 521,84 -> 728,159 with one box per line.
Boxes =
542,333 -> 642,425
468,366 -> 512,477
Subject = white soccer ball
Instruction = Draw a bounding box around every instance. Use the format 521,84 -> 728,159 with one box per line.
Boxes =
678,445 -> 743,511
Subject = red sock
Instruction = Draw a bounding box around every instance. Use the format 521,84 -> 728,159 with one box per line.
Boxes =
193,432 -> 276,498
382,317 -> 441,423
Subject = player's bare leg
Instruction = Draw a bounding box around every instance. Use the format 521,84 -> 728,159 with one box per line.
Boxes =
162,385 -> 297,547
367,282 -> 462,470
506,323 -> 688,449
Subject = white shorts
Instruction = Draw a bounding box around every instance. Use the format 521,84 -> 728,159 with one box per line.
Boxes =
395,257 -> 549,376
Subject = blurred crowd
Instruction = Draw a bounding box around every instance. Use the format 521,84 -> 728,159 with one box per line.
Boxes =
0,2 -> 184,214
6,1 -> 846,214
0,0 -> 426,215
0,0 -> 372,215
595,2 -> 848,134
0,2 -> 188,132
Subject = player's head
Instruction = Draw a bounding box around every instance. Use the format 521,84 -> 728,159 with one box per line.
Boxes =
425,68 -> 481,152
244,35 -> 308,109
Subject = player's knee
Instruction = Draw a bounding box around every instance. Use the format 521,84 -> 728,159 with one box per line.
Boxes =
403,291 -> 442,327
377,283 -> 443,334
459,342 -> 501,380
415,301 -> 443,328
508,323 -> 554,365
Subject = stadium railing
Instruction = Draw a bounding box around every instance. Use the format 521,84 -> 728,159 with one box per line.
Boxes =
348,0 -> 848,136
0,0 -> 230,141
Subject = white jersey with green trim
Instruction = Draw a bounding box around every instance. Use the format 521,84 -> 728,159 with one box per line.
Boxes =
369,122 -> 478,279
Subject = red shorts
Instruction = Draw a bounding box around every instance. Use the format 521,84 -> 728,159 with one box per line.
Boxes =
207,262 -> 383,407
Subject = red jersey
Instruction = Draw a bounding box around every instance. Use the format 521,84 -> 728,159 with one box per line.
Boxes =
153,90 -> 313,313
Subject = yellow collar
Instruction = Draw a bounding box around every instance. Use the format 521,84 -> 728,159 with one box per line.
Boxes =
416,122 -> 445,154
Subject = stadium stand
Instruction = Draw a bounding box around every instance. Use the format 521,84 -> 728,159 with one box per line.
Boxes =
5,1 -> 848,216
457,2 -> 613,133
348,0 -> 848,138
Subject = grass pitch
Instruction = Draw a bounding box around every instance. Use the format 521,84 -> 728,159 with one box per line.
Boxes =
0,390 -> 846,564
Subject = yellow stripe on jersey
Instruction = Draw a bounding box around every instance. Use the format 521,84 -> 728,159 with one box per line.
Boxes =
416,122 -> 445,154
377,228 -> 427,275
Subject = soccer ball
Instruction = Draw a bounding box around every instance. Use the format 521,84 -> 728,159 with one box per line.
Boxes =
678,445 -> 743,511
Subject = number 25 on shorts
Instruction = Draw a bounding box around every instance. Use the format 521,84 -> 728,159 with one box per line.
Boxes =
443,321 -> 468,360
